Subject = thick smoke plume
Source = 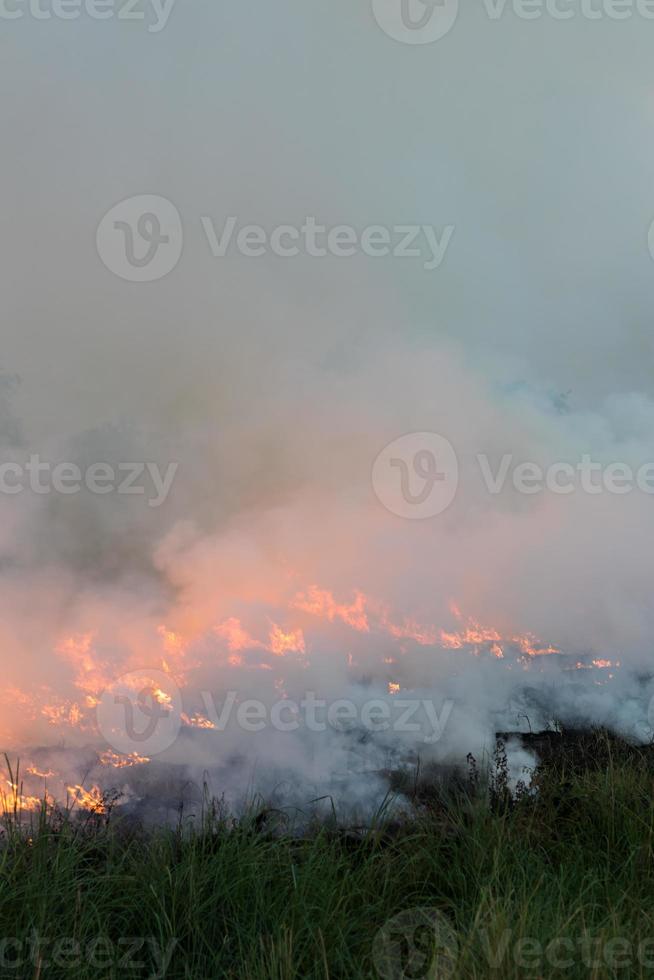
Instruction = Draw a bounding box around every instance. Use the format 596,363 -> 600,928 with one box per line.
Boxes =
2,345 -> 654,820
3,6 -> 654,819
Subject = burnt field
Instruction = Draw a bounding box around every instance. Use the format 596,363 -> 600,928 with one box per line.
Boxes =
1,728 -> 654,979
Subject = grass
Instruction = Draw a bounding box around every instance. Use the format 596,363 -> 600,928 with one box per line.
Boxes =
1,730 -> 654,978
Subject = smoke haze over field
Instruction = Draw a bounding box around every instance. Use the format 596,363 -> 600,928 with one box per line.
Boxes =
2,3 -> 654,815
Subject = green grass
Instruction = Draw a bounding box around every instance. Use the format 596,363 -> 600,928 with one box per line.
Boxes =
1,730 -> 654,978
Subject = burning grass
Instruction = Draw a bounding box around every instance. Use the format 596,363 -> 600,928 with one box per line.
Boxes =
0,730 -> 653,977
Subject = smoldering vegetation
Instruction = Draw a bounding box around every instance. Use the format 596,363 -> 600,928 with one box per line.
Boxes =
2,729 -> 654,979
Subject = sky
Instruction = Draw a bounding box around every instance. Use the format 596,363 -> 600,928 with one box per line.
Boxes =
3,2 -> 654,423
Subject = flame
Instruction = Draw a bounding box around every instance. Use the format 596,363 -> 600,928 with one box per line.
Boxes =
574,658 -> 620,671
293,586 -> 558,660
1,575 -> 605,816
158,625 -> 188,657
384,618 -> 439,647
215,617 -> 306,657
98,750 -> 150,768
268,624 -> 306,656
2,781 -> 50,813
293,586 -> 370,632
41,701 -> 85,729
181,713 -> 216,730
67,785 -> 108,814
512,634 -> 560,658
153,687 -> 172,706
439,609 -> 502,650
55,632 -> 112,698
214,618 -> 264,653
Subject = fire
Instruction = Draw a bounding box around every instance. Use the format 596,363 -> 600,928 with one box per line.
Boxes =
215,618 -> 264,653
2,782 -> 50,814
293,586 -> 370,632
152,687 -> 172,706
268,624 -> 306,656
384,618 -> 439,647
439,606 -> 502,650
181,713 -> 216,730
214,617 -> 305,658
158,625 -> 188,657
41,701 -> 85,729
99,750 -> 150,768
67,785 -> 108,814
512,635 -> 560,658
0,573 -> 610,820
574,659 -> 620,671
55,632 -> 112,699
293,586 -> 559,661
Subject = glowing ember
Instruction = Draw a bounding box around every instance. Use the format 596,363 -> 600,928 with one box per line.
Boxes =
268,624 -> 306,656
181,713 -> 216,730
98,750 -> 150,768
26,766 -> 54,778
152,688 -> 173,707
67,785 -> 109,814
41,702 -> 85,729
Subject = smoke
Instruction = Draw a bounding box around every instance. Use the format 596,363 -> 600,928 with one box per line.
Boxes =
3,4 -> 654,817
2,343 -> 654,819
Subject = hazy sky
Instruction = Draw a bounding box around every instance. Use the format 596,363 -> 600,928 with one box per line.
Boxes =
3,1 -> 654,430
